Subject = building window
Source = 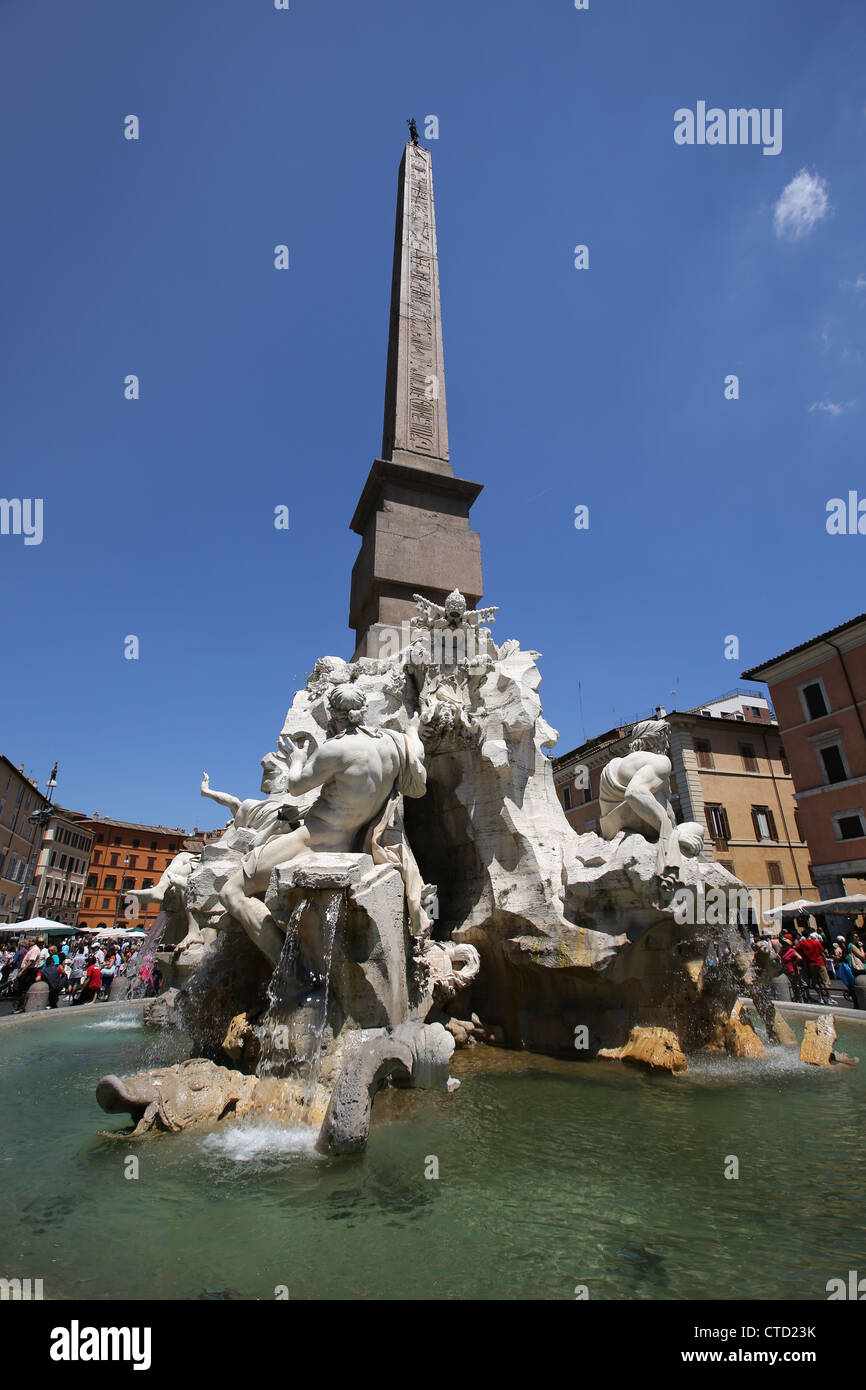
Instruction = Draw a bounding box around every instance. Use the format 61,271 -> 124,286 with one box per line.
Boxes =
766,860 -> 783,885
83,897 -> 91,909
113,836 -> 121,846
133,838 -> 140,848
128,855 -> 137,869
110,852 -> 119,866
834,811 -> 865,841
147,857 -> 155,871
562,786 -> 572,810
122,876 -> 134,891
718,859 -> 735,875
752,806 -> 778,841
142,879 -> 154,890
705,804 -> 731,846
800,680 -> 829,720
149,841 -> 157,851
694,738 -> 714,769
86,874 -> 97,888
778,744 -> 789,775
583,785 -> 593,805
104,875 -> 117,891
818,742 -> 848,785
92,850 -> 101,865
101,898 -> 110,910
739,743 -> 758,772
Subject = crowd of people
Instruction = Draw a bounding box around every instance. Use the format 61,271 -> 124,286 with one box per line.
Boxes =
756,915 -> 866,1007
0,934 -> 163,1012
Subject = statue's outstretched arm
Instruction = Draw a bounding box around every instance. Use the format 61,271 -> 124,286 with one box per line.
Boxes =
200,771 -> 241,815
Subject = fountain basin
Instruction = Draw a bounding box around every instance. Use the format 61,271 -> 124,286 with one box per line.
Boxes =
1,1005 -> 864,1300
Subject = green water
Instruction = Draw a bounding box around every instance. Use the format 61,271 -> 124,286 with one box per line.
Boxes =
0,1006 -> 863,1301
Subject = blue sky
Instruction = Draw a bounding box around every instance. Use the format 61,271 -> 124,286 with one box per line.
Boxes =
1,0 -> 864,829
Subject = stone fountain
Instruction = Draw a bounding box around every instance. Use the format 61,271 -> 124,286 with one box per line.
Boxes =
95,140 -> 833,1150
96,589 -> 800,1153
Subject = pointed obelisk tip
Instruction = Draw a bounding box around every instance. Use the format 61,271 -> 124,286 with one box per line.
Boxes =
406,117 -> 420,146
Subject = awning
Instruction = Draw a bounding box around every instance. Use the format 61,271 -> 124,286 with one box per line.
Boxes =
762,893 -> 866,924
762,897 -> 820,923
0,915 -> 73,934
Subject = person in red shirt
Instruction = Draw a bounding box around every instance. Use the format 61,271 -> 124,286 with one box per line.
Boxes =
73,957 -> 102,1006
780,941 -> 805,1002
798,932 -> 830,1005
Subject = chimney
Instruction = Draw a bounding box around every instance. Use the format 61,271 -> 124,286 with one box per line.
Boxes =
655,705 -> 667,718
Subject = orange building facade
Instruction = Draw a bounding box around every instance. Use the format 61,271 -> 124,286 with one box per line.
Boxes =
742,612 -> 866,905
73,815 -> 189,933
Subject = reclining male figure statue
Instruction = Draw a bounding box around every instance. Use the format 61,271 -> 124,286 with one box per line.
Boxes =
220,684 -> 427,968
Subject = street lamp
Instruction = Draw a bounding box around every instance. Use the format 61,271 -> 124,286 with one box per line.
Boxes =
112,855 -> 130,930
15,762 -> 58,923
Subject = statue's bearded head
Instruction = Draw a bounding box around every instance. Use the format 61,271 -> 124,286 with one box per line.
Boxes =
629,719 -> 670,755
444,589 -> 467,625
327,683 -> 368,733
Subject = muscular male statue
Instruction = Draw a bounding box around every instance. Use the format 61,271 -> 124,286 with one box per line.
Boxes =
220,684 -> 427,967
599,719 -> 704,858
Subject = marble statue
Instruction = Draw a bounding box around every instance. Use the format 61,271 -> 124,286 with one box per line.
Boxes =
128,746 -> 308,953
94,586 -> 811,1156
412,588 -> 498,633
599,719 -> 704,855
220,683 -> 427,967
406,589 -> 495,746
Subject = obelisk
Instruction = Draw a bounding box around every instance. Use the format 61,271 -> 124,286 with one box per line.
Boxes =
349,138 -> 484,659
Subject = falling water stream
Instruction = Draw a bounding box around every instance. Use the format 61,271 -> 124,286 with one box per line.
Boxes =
121,910 -> 169,999
256,897 -> 307,1078
255,890 -> 342,1098
302,891 -> 342,1107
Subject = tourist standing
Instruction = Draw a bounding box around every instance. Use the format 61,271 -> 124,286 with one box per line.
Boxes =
40,955 -> 65,1009
798,931 -> 831,1006
67,946 -> 87,994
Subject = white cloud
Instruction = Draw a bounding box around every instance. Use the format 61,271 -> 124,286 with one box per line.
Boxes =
839,274 -> 866,291
809,398 -> 856,416
773,169 -> 830,240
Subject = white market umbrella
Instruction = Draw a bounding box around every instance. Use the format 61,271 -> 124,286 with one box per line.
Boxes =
0,915 -> 72,934
807,894 -> 866,916
761,897 -> 820,924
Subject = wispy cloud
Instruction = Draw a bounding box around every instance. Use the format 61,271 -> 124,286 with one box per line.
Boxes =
773,169 -> 830,240
839,274 -> 866,292
809,398 -> 857,416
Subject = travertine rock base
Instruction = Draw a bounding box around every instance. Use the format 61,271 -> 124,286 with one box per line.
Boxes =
598,1026 -> 687,1073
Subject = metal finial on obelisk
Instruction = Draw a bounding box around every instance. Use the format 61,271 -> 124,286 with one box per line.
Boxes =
381,135 -> 450,469
407,117 -> 419,145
